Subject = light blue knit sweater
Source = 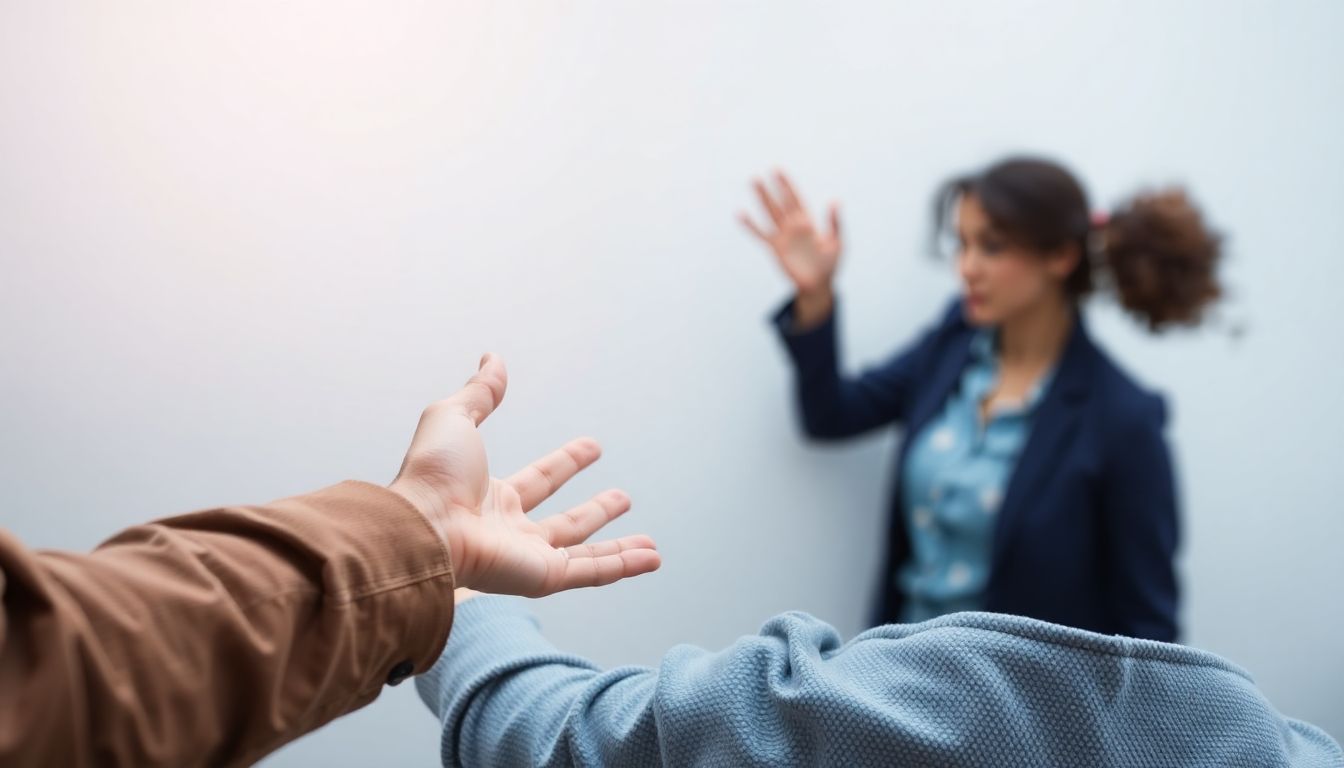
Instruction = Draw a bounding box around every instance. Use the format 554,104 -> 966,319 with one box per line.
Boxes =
417,597 -> 1341,767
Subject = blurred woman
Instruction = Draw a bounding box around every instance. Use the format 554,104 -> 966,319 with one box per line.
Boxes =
741,157 -> 1221,641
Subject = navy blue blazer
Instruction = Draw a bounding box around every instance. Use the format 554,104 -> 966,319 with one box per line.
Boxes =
775,298 -> 1180,642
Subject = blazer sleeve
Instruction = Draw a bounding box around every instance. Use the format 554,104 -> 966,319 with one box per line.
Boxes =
771,297 -> 952,440
0,480 -> 456,768
1097,395 -> 1181,642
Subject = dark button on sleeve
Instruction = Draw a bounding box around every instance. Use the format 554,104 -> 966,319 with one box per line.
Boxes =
386,659 -> 415,687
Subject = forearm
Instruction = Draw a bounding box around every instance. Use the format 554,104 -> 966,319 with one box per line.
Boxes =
773,297 -> 853,437
772,296 -> 918,439
418,597 -> 662,767
0,480 -> 456,767
419,599 -> 873,768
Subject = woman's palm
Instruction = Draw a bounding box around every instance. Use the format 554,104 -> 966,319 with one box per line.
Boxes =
740,171 -> 842,294
770,211 -> 840,293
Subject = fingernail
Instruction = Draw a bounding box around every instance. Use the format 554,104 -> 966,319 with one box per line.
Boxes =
479,353 -> 491,368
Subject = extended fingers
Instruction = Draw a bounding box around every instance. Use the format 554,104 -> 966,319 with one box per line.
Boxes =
541,489 -> 630,546
556,535 -> 661,590
506,437 -> 603,512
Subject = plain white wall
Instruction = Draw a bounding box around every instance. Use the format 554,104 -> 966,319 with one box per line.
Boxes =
1,2 -> 1340,764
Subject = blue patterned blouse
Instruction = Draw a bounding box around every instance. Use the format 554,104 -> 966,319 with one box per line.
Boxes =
897,330 -> 1053,622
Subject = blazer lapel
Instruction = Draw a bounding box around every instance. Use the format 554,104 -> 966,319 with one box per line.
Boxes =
991,314 -> 1093,568
906,333 -> 973,441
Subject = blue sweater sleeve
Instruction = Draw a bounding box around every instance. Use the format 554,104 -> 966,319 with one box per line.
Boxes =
417,598 -> 1343,768
415,596 -> 657,767
771,297 -> 952,440
416,596 -> 849,767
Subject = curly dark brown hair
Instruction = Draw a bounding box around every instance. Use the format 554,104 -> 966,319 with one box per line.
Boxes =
1104,189 -> 1222,330
932,157 -> 1222,332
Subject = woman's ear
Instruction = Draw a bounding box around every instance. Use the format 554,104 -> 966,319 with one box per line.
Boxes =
1045,242 -> 1082,281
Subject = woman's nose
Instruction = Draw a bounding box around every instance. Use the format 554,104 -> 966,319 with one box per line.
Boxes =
957,250 -> 979,281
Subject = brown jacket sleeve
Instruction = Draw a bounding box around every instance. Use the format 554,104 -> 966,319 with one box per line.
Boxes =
0,480 -> 456,767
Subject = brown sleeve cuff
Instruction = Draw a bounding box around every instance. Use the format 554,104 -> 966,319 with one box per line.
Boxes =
267,480 -> 458,671
178,479 -> 459,673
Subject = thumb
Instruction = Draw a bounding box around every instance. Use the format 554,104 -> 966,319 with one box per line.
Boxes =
445,353 -> 509,426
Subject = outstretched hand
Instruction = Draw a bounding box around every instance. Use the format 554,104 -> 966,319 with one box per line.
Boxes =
739,169 -> 843,297
389,355 -> 661,598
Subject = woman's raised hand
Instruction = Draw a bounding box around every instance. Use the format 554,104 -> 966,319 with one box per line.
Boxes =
739,171 -> 842,314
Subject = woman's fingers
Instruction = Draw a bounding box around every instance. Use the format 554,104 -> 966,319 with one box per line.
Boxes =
774,170 -> 808,217
753,178 -> 785,226
505,437 -> 602,512
739,211 -> 772,243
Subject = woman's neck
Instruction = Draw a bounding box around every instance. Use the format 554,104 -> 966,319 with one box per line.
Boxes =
998,295 -> 1074,368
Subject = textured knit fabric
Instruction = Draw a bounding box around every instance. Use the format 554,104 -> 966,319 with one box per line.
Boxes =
418,596 -> 1342,768
899,329 -> 1052,621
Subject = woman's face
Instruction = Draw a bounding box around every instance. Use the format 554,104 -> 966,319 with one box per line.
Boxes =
954,194 -> 1076,327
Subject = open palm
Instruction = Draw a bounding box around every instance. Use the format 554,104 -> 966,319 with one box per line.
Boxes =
391,355 -> 660,598
739,170 -> 842,294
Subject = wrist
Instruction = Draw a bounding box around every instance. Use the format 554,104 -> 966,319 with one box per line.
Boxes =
389,478 -> 470,586
454,587 -> 485,605
793,286 -> 835,329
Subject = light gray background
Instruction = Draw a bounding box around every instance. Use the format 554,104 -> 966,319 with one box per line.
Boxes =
1,2 -> 1340,765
